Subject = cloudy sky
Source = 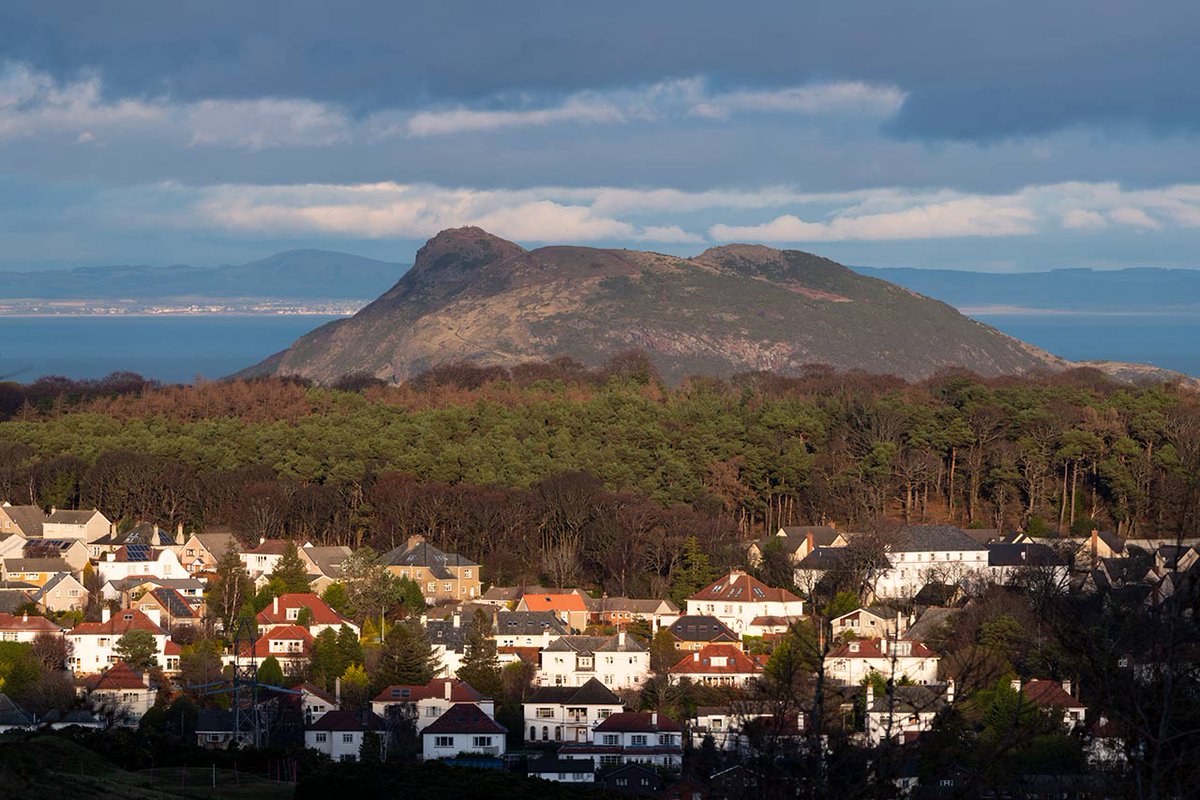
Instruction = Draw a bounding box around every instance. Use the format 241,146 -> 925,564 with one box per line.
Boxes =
2,1 -> 1199,271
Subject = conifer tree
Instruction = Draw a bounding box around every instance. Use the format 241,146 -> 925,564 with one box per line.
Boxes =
375,618 -> 437,688
257,655 -> 284,687
270,540 -> 312,593
210,541 -> 252,632
456,609 -> 501,697
669,535 -> 716,605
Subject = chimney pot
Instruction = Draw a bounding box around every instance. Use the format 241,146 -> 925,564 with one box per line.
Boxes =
452,612 -> 460,629
1011,678 -> 1022,692
806,532 -> 814,553
273,596 -> 279,615
866,682 -> 874,707
650,711 -> 658,727
946,678 -> 955,704
335,677 -> 342,707
1062,678 -> 1073,696
21,611 -> 28,622
693,651 -> 700,662
444,680 -> 452,700
101,607 -> 111,624
618,630 -> 626,648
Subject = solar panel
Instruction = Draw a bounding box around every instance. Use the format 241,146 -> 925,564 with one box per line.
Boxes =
126,544 -> 151,561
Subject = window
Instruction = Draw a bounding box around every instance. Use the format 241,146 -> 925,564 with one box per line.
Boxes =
463,569 -> 472,578
425,706 -> 441,717
342,733 -> 354,743
631,734 -> 648,746
616,778 -> 628,787
536,707 -> 555,718
339,754 -> 356,763
205,734 -> 222,743
472,736 -> 493,748
122,692 -> 138,703
286,608 -> 299,620
435,736 -> 454,748
602,734 -> 619,746
315,733 -> 327,743
443,582 -> 452,592
659,734 -> 674,745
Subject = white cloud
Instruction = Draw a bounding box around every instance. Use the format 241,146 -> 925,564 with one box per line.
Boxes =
688,81 -> 906,120
1108,207 -> 1162,230
1062,209 -> 1108,230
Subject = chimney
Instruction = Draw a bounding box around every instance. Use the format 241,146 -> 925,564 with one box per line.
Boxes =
650,711 -> 658,727
542,629 -> 550,648
806,532 -> 814,553
880,638 -> 888,655
865,682 -> 875,708
259,536 -> 266,546
444,680 -> 452,701
946,678 -> 955,704
829,521 -> 836,530
693,651 -> 700,662
145,608 -> 162,628
406,534 -> 426,551
273,596 -> 279,615
108,521 -> 116,535
1011,678 -> 1022,693
618,630 -> 626,648
1062,678 -> 1073,696
175,522 -> 184,545
452,612 -> 461,629
102,607 -> 111,624
51,506 -> 56,515
1090,529 -> 1100,568
21,611 -> 28,623
335,677 -> 342,708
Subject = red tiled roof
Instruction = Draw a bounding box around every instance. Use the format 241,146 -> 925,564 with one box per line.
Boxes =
688,571 -> 801,604
244,539 -> 292,555
826,638 -> 935,660
0,612 -> 64,633
373,678 -> 484,704
307,709 -> 386,732
256,593 -> 350,627
80,661 -> 148,691
497,645 -> 541,664
422,703 -> 506,735
1023,679 -> 1084,709
71,609 -> 165,637
520,593 -> 588,613
248,624 -> 314,659
595,711 -> 682,733
670,644 -> 764,676
292,682 -> 337,706
164,640 -> 181,655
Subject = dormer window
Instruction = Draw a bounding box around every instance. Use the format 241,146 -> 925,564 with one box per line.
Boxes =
286,608 -> 299,620
849,642 -> 860,653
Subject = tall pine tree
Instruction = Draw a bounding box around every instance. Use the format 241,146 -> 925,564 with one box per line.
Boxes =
375,618 -> 437,688
270,540 -> 312,593
668,535 -> 716,605
456,609 -> 501,697
210,541 -> 253,632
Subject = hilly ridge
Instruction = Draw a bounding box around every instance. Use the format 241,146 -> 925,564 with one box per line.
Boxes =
244,227 -> 1068,383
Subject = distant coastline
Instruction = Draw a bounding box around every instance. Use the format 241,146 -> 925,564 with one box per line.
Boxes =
964,305 -> 1200,316
0,299 -> 367,317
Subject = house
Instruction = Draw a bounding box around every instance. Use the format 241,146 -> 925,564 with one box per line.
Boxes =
903,607 -> 957,643
823,637 -> 940,685
95,545 -> 185,583
101,576 -> 205,605
382,535 -> 481,604
865,682 -> 953,745
988,542 -> 1071,585
602,763 -> 665,796
1014,678 -> 1087,729
240,538 -> 309,580
538,632 -> 650,690
0,588 -> 34,613
748,525 -> 848,567
710,765 -> 770,800
0,693 -> 35,732
256,592 -> 359,635
372,678 -> 494,733
584,596 -> 681,631
1,557 -> 73,588
873,525 -> 991,599
1154,544 -> 1200,574
669,644 -> 763,687
665,615 -> 740,651
523,677 -> 624,744
526,758 -> 596,784
426,613 -> 469,678
494,610 -> 569,648
135,587 -> 201,632
558,711 -> 683,772
1065,529 -> 1126,571
78,661 -> 157,722
305,709 -> 388,762
0,531 -> 28,560
195,709 -> 241,749
0,611 -> 65,643
663,779 -> 709,800
38,708 -> 102,730
293,683 -> 338,724
236,624 -> 314,675
23,538 -> 90,571
178,530 -> 237,575
478,585 -> 582,607
0,502 -> 46,538
422,702 -> 507,760
691,702 -> 806,754
685,570 -> 804,634
88,522 -> 182,559
792,546 -> 874,599
831,606 -> 904,641
516,593 -> 590,632
42,508 -> 111,542
299,544 -> 352,592
68,608 -> 169,674
29,572 -> 88,613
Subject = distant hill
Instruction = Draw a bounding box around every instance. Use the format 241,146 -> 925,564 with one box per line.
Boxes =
853,266 -> 1200,312
1,249 -> 405,301
241,227 -> 1068,384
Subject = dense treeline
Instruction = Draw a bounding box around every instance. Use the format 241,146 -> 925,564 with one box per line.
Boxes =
2,358 -> 1199,591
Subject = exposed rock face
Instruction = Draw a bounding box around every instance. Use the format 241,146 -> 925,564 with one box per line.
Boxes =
243,227 -> 1068,383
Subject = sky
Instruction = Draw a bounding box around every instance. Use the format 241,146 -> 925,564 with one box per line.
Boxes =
2,1 -> 1199,272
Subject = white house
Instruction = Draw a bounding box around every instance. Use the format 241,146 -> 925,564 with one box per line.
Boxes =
372,678 -> 495,733
538,632 -> 649,690
685,570 -> 804,634
292,683 -> 338,725
831,606 -> 905,641
305,709 -> 387,762
256,592 -> 359,636
668,644 -> 763,688
78,661 -> 158,723
95,546 -> 185,584
690,702 -> 807,756
558,711 -> 683,772
873,525 -> 990,599
240,539 -> 304,579
526,758 -> 596,784
422,703 -> 508,760
865,682 -> 953,745
0,611 -> 66,643
42,509 -> 111,542
68,608 -> 169,674
1014,678 -> 1087,730
823,637 -> 940,686
495,611 -> 568,649
523,677 -> 624,744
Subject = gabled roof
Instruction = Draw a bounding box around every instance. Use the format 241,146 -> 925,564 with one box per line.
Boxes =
794,546 -> 857,571
189,531 -> 237,557
480,584 -> 567,602
595,711 -> 682,733
527,758 -> 595,774
244,539 -> 292,555
381,539 -> 477,579
0,589 -> 33,613
110,544 -> 160,562
30,572 -> 84,601
826,637 -> 936,660
373,678 -> 485,704
147,588 -> 198,619
196,708 -> 236,733
764,526 -> 843,553
1022,679 -> 1085,710
291,682 -> 337,706
45,509 -> 104,525
832,606 -> 897,625
903,607 -> 956,641
891,525 -> 988,552
94,523 -> 176,548
307,709 -> 386,732
80,661 -> 148,691
3,557 -> 72,573
70,608 -> 165,637
495,610 -> 568,636
256,593 -> 350,627
0,611 -> 66,633
689,571 -> 801,604
866,684 -> 950,714
0,504 -> 46,537
300,545 -> 352,576
519,593 -> 588,613
669,644 -> 763,676
0,693 -> 35,726
988,542 -> 1069,568
525,677 -> 622,706
426,617 -> 468,652
422,703 -> 506,735
666,615 -> 739,642
584,596 -> 680,615
23,539 -> 86,556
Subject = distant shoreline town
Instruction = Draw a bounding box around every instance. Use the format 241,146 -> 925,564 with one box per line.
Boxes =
0,299 -> 368,317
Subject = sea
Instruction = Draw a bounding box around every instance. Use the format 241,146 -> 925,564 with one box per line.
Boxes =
0,311 -> 1196,384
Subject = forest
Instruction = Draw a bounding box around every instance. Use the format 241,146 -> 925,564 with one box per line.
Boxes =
1,356 -> 1198,595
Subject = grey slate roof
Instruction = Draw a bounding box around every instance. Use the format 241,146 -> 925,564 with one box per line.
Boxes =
0,693 -> 34,727
495,610 -> 568,636
1,504 -> 46,537
891,525 -> 988,553
867,684 -> 950,714
764,526 -> 843,553
667,615 -> 738,643
45,509 -> 103,525
3,557 -> 71,573
988,542 -> 1068,568
526,678 -> 622,706
382,540 -> 477,580
902,607 -> 956,641
93,522 -> 176,547
31,572 -> 83,601
0,589 -> 33,612
543,634 -> 646,654
426,617 -> 469,653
